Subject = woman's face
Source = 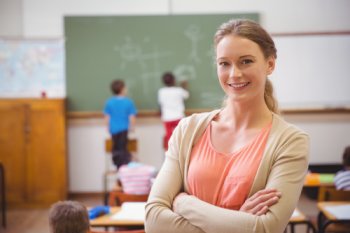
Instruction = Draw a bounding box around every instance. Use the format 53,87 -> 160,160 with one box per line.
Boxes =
216,34 -> 275,105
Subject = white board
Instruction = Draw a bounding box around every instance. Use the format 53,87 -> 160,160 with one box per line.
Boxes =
271,34 -> 350,109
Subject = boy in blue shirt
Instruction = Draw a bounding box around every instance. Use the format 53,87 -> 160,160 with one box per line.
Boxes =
104,80 -> 137,168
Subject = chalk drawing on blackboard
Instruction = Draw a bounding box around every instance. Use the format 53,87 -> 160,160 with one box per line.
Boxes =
200,92 -> 224,108
205,46 -> 217,77
173,65 -> 196,82
139,71 -> 161,96
113,37 -> 142,70
113,36 -> 171,71
206,45 -> 216,59
184,24 -> 203,64
114,37 -> 173,95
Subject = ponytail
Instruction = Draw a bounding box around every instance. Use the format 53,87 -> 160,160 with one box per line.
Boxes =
264,79 -> 279,114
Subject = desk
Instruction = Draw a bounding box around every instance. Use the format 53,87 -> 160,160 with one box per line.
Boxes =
304,173 -> 335,187
90,207 -> 144,228
304,173 -> 335,201
317,202 -> 350,233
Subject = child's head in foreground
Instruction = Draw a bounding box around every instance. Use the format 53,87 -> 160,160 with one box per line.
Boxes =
48,200 -> 90,233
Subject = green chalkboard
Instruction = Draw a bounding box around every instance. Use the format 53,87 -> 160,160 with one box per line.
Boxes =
65,13 -> 259,112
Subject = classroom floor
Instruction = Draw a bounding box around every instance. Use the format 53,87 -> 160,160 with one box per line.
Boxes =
2,191 -> 319,233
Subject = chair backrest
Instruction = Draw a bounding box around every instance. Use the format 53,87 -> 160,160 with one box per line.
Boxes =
90,230 -> 145,233
105,139 -> 137,153
109,190 -> 148,206
319,186 -> 350,201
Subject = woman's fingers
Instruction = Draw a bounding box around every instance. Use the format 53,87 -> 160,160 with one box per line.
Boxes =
258,192 -> 281,204
249,196 -> 279,214
255,205 -> 269,216
240,188 -> 281,215
248,191 -> 280,207
248,188 -> 279,202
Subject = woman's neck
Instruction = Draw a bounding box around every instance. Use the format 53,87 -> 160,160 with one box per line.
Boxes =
219,100 -> 272,130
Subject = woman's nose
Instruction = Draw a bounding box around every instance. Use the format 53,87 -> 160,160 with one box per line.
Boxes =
229,66 -> 241,78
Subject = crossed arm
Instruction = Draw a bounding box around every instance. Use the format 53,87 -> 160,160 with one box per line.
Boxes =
173,189 -> 281,217
145,156 -> 287,233
145,120 -> 309,233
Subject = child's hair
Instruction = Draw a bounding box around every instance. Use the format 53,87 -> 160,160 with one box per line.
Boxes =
111,79 -> 125,95
48,200 -> 89,233
214,19 -> 279,113
162,72 -> 175,86
343,146 -> 350,167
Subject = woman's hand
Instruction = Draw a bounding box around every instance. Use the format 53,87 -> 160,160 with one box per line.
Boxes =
172,192 -> 189,213
240,188 -> 281,216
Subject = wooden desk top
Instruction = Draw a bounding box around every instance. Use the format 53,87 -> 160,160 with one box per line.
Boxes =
90,207 -> 144,227
317,201 -> 350,220
289,208 -> 308,222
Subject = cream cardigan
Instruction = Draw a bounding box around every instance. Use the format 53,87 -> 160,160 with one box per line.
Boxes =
145,110 -> 309,233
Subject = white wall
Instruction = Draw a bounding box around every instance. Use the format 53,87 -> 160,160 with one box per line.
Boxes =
1,0 -> 350,192
68,118 -> 164,192
0,0 -> 22,37
284,114 -> 350,164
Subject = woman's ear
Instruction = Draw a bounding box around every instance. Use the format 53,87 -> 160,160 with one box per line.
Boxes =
267,57 -> 276,75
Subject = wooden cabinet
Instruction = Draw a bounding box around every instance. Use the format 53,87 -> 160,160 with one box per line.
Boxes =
0,99 -> 67,207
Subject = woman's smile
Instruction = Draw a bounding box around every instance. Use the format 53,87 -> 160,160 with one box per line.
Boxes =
228,81 -> 250,90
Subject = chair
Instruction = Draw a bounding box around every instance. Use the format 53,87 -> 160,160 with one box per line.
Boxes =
91,230 -> 145,233
286,208 -> 316,233
103,138 -> 138,205
318,186 -> 350,202
0,162 -> 6,228
317,186 -> 350,233
108,190 -> 148,206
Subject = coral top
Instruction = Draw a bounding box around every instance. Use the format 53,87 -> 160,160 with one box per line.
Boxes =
187,122 -> 272,210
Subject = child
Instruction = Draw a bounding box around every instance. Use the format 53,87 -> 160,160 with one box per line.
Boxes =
158,72 -> 189,150
48,200 -> 89,233
334,146 -> 350,190
104,79 -> 137,168
118,162 -> 157,195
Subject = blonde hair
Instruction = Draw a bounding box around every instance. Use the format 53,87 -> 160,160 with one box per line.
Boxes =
214,19 -> 279,113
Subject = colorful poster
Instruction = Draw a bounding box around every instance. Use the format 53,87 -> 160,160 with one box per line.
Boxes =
0,39 -> 65,98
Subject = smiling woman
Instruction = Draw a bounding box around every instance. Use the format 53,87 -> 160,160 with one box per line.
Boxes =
145,19 -> 309,233
215,34 -> 276,115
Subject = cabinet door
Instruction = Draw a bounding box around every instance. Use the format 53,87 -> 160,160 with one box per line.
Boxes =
26,100 -> 67,204
0,102 -> 27,203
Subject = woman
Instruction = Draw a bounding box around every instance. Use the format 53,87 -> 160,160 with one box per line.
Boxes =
145,19 -> 309,233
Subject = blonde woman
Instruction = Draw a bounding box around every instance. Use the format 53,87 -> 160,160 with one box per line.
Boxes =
145,19 -> 309,233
